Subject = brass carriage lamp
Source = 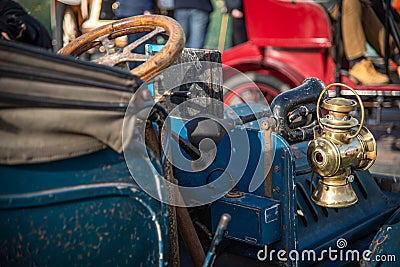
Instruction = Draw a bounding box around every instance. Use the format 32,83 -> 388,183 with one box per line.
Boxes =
307,83 -> 377,208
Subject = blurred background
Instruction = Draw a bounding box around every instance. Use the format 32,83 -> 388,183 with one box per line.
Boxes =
14,0 -> 51,33
14,0 -> 233,51
11,0 -> 400,176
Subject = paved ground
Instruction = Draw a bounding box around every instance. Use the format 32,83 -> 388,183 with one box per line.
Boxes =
367,108 -> 400,176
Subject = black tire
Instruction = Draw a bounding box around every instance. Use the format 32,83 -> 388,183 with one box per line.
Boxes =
54,3 -> 79,52
223,72 -> 291,106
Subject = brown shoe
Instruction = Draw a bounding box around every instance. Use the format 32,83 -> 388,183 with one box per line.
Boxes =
349,59 -> 389,85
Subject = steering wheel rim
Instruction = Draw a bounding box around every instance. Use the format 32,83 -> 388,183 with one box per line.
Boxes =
58,15 -> 185,82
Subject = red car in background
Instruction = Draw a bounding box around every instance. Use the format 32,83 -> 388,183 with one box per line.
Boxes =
222,0 -> 400,114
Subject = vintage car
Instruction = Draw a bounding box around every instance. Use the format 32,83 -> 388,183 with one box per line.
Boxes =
0,14 -> 399,267
222,0 -> 400,124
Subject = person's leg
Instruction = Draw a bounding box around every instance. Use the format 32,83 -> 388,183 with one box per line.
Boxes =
126,32 -> 147,69
174,9 -> 190,45
362,5 -> 389,56
365,1 -> 400,78
232,18 -> 247,46
341,0 -> 366,61
363,4 -> 399,59
340,0 -> 389,84
187,9 -> 209,48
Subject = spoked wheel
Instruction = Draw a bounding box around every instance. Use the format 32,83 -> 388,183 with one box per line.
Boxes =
223,72 -> 290,106
54,3 -> 79,52
58,15 -> 185,81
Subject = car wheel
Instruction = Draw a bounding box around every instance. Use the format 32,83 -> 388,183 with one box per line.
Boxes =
54,3 -> 79,52
223,72 -> 291,106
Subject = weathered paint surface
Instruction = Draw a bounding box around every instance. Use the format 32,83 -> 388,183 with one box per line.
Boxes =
0,148 -> 169,266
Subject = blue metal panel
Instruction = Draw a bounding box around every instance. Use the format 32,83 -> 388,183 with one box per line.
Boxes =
266,134 -> 298,265
292,141 -> 400,253
0,148 -> 169,266
174,100 -> 400,266
211,193 -> 280,246
195,133 -> 298,266
364,207 -> 400,267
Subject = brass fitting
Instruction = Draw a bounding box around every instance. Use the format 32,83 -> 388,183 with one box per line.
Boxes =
307,83 -> 376,208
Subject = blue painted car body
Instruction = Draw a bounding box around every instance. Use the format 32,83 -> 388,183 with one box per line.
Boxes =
1,40 -> 399,267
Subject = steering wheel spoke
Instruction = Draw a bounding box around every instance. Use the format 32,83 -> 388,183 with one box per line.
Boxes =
122,53 -> 150,62
124,26 -> 165,53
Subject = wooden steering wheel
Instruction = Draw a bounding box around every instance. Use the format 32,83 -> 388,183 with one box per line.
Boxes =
58,15 -> 185,81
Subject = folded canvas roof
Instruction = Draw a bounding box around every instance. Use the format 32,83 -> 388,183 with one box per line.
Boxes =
0,40 -> 141,164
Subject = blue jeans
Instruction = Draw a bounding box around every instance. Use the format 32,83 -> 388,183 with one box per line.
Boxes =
174,9 -> 210,49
